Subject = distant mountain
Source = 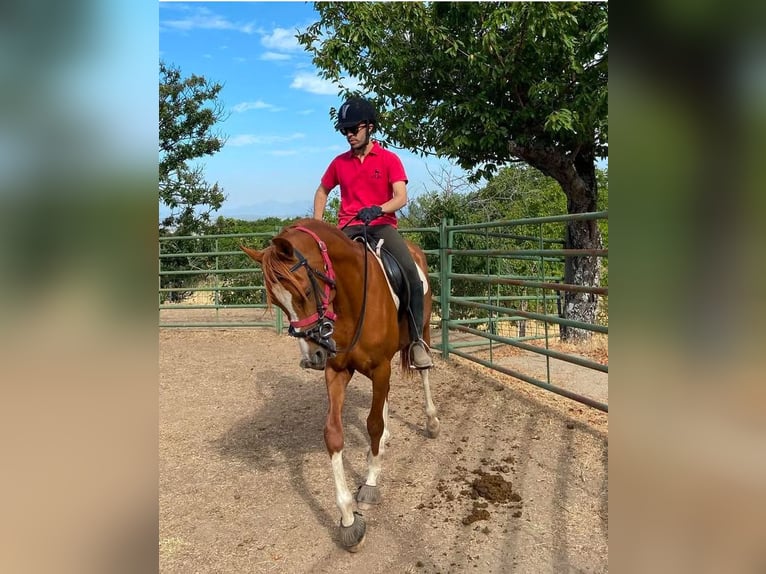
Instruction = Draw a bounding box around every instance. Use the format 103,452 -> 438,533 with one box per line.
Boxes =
218,200 -> 312,220
158,199 -> 312,224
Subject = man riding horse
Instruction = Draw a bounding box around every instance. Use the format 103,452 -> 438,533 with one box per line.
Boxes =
312,96 -> 433,370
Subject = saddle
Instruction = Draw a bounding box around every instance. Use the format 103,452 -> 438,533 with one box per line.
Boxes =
352,237 -> 411,316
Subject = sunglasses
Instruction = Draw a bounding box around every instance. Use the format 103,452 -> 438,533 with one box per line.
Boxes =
339,123 -> 367,136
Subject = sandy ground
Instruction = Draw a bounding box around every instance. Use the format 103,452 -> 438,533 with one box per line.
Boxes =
160,327 -> 608,573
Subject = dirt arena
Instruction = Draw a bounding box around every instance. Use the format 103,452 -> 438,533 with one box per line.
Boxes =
160,327 -> 608,573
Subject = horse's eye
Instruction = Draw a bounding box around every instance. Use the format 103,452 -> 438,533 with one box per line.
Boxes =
304,287 -> 312,297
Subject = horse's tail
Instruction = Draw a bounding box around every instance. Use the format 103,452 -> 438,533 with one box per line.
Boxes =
398,348 -> 420,378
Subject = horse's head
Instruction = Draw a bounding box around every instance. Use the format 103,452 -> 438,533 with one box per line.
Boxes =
241,226 -> 337,371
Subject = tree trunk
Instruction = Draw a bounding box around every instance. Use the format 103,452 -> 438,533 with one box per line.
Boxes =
562,217 -> 601,342
510,143 -> 603,341
518,298 -> 527,338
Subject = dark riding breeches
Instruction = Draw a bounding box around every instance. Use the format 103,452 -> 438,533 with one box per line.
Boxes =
343,224 -> 425,341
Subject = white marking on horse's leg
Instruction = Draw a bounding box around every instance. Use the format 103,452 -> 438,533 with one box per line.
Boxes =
364,448 -> 383,488
420,369 -> 441,437
381,398 -> 391,445
364,399 -> 390,488
331,451 -> 355,527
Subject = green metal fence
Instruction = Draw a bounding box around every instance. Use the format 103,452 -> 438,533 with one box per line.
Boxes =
159,212 -> 608,411
423,212 -> 608,412
159,230 -> 285,330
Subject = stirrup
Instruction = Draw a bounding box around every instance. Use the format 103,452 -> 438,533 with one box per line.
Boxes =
409,340 -> 433,370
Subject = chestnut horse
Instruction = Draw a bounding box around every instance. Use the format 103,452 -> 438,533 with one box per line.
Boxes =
240,218 -> 440,551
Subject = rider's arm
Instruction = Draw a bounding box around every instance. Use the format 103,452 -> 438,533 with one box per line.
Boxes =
313,184 -> 331,220
380,180 -> 407,214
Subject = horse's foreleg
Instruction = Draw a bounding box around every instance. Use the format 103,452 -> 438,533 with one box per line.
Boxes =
324,368 -> 366,551
420,368 -> 440,438
381,397 -> 391,446
357,365 -> 391,510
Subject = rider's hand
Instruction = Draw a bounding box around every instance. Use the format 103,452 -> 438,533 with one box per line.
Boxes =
357,205 -> 383,225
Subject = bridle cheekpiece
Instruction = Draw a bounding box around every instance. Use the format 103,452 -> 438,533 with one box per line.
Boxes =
285,226 -> 338,355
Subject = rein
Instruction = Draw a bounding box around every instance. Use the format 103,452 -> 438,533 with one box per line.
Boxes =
288,225 -> 370,356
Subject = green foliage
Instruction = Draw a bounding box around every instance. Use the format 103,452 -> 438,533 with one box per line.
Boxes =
403,165 -> 607,324
596,167 -> 609,246
595,167 -> 608,325
298,2 -> 607,180
324,196 -> 341,226
159,216 -> 303,306
159,60 -> 228,234
209,216 -> 294,236
210,217 -> 288,306
300,2 -> 607,337
405,167 -> 541,320
158,227 -> 217,304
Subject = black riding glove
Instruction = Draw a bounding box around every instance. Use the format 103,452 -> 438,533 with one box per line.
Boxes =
357,205 -> 383,225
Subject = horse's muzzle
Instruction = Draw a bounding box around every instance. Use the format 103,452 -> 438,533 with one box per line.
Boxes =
290,319 -> 337,370
300,346 -> 329,370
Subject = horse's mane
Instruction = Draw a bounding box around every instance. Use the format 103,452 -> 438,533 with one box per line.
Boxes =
260,243 -> 305,307
260,219 -> 351,307
288,218 -> 353,244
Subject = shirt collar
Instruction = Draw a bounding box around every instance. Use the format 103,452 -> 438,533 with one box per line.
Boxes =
347,140 -> 380,159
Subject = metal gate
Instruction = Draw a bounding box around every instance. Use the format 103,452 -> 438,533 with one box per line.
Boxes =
159,212 -> 608,411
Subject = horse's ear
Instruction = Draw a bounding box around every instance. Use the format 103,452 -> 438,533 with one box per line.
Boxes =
270,237 -> 294,261
240,245 -> 265,264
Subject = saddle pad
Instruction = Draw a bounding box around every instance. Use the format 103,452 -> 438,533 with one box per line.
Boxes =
368,239 -> 428,310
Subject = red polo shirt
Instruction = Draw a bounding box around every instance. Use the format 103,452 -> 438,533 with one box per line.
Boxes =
320,141 -> 408,228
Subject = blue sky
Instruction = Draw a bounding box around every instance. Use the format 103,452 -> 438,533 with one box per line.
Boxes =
159,1 -> 465,221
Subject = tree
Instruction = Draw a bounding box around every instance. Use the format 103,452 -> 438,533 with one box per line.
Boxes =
320,196 -> 341,226
468,166 -> 608,333
298,2 -> 607,340
159,60 -> 228,234
209,216 -> 297,306
471,164 -> 567,221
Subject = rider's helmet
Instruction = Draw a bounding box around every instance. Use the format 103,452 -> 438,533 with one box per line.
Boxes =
334,96 -> 377,131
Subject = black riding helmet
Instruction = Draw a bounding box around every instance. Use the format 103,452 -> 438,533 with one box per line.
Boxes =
334,97 -> 377,131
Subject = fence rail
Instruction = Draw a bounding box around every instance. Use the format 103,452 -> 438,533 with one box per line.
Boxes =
159,212 -> 608,411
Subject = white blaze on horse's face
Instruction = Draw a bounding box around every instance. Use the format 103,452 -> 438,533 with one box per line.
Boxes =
271,282 -> 312,360
270,283 -> 298,321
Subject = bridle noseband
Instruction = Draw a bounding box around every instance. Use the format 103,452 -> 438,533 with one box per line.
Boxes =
283,224 -> 370,358
286,226 -> 338,355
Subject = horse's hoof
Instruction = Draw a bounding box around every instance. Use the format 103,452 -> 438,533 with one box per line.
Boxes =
357,484 -> 381,510
427,417 -> 441,438
340,512 -> 366,552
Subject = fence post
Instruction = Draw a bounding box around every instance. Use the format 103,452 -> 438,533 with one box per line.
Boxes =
539,223 -> 552,384
275,308 -> 283,334
439,218 -> 453,358
273,226 -> 284,334
214,238 -> 220,321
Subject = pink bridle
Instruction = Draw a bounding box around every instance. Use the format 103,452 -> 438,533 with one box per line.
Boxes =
286,225 -> 338,333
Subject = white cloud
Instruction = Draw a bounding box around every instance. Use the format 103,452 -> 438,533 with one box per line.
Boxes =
290,72 -> 339,96
290,72 -> 363,96
261,27 -> 301,52
228,133 -> 305,147
261,52 -> 291,62
232,100 -> 285,113
161,7 -> 256,34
